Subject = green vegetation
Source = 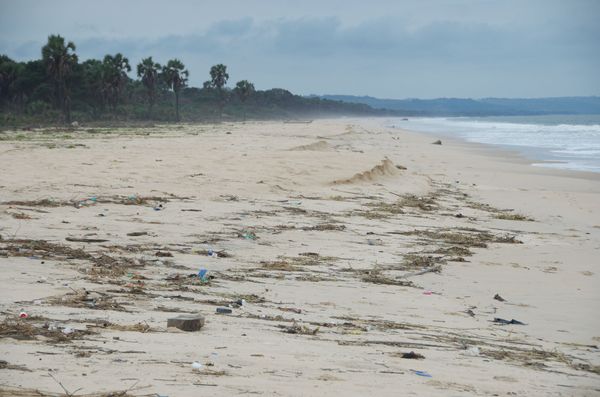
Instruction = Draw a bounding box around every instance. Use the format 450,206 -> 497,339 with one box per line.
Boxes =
41,34 -> 77,122
1,35 -> 386,127
162,59 -> 188,122
136,56 -> 161,115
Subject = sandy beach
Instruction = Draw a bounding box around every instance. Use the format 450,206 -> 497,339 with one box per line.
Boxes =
1,118 -> 599,396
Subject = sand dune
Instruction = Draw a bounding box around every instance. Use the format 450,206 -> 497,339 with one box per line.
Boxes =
333,158 -> 401,184
289,140 -> 331,151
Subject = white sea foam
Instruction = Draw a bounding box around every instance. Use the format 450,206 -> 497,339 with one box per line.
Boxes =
390,115 -> 600,173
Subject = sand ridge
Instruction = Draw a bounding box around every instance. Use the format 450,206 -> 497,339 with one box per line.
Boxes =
289,140 -> 331,151
332,158 -> 402,184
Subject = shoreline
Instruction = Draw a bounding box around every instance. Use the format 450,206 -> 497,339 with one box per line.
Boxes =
384,116 -> 600,176
0,119 -> 598,396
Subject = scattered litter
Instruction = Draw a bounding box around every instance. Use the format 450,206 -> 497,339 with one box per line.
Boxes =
241,231 -> 257,240
493,293 -> 506,302
75,197 -> 97,208
412,370 -> 432,377
191,361 -> 203,370
198,268 -> 208,281
465,346 -> 480,356
62,327 -> 74,335
422,290 -> 433,296
216,307 -> 233,314
154,204 -> 164,211
18,311 -> 28,319
401,351 -> 425,359
493,317 -> 525,325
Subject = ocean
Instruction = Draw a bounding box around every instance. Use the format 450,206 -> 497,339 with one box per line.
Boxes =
390,115 -> 600,173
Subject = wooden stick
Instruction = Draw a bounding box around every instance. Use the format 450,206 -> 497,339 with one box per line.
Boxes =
399,264 -> 442,279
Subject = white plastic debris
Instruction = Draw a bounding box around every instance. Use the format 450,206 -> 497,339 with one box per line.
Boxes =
465,346 -> 480,356
191,361 -> 203,370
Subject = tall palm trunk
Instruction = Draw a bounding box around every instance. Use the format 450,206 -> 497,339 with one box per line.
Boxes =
175,90 -> 180,121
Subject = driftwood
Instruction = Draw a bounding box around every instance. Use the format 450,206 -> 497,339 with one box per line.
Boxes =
399,264 -> 442,279
65,237 -> 109,243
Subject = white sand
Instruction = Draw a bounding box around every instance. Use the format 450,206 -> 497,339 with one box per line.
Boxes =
0,119 -> 598,396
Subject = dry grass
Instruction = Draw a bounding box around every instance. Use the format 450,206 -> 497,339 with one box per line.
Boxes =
48,290 -> 127,311
327,195 -> 349,201
398,228 -> 521,248
0,388 -> 151,397
402,254 -> 445,270
364,201 -> 404,216
1,195 -> 171,208
494,213 -> 534,221
9,212 -> 33,220
0,319 -> 92,343
280,322 -> 319,335
260,260 -> 303,272
0,238 -> 148,282
433,246 -> 473,257
465,200 -> 502,213
1,199 -> 68,207
0,239 -> 93,260
361,269 -> 415,287
0,360 -> 31,372
106,322 -> 152,333
399,194 -> 438,211
479,346 -> 598,374
302,223 -> 345,231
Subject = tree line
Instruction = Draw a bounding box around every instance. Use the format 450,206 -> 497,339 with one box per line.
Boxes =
0,35 -> 384,125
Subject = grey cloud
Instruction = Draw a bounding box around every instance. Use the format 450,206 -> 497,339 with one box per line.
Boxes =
1,6 -> 598,97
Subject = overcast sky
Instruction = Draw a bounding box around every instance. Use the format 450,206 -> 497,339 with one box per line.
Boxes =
1,0 -> 598,98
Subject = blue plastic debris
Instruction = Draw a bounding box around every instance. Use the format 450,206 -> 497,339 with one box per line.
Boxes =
198,268 -> 208,281
412,370 -> 432,378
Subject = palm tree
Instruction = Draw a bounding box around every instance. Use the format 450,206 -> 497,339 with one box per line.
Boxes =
209,64 -> 229,119
41,35 -> 78,122
234,80 -> 255,121
209,64 -> 229,89
102,53 -> 131,111
162,59 -> 188,121
137,57 -> 161,115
